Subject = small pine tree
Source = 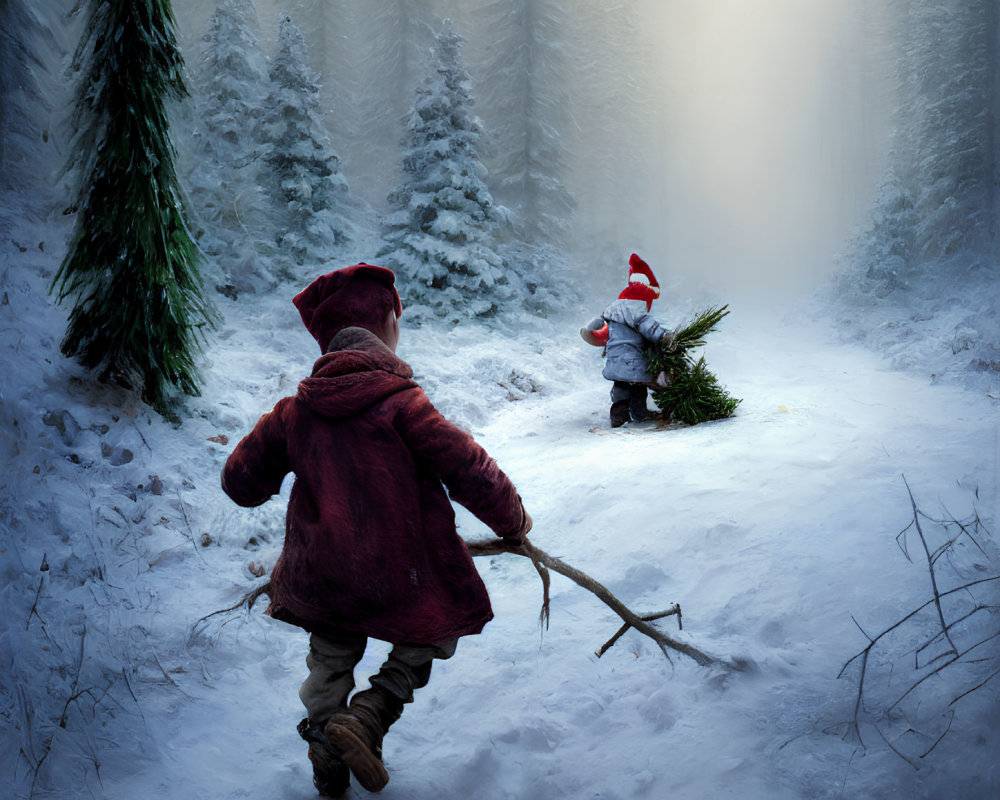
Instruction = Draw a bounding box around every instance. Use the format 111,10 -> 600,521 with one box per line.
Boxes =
379,21 -> 511,319
51,0 -> 216,413
646,306 -> 740,425
260,14 -> 351,269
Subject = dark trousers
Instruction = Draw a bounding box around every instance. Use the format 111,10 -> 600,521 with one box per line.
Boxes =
611,381 -> 650,421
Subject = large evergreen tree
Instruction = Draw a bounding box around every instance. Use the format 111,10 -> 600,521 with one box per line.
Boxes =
259,14 -> 351,270
379,21 -> 511,319
51,0 -> 216,413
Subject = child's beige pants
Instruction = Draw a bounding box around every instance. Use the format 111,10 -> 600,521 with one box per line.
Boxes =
298,630 -> 457,724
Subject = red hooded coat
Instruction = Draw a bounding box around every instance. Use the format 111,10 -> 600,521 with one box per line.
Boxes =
222,327 -> 527,644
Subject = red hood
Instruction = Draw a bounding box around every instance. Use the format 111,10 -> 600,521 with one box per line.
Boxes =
296,327 -> 416,419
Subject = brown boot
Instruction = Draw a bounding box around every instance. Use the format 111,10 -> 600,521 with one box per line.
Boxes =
298,718 -> 350,798
323,687 -> 403,793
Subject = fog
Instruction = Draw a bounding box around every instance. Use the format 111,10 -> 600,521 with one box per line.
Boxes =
638,0 -> 894,296
172,0 -> 896,299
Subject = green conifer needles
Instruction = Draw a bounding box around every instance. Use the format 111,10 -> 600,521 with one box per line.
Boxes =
647,305 -> 741,425
52,0 -> 216,414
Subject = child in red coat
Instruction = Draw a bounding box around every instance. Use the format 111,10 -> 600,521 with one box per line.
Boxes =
222,264 -> 532,796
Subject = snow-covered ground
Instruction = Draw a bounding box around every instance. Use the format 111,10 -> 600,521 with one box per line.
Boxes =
1,221 -> 998,799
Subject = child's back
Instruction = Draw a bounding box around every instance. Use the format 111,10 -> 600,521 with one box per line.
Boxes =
222,264 -> 531,796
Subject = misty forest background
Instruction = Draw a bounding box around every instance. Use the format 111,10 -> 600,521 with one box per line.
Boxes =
1,0 -> 995,375
1,1 -> 999,798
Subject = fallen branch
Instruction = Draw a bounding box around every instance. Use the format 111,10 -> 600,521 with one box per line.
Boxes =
204,537 -> 726,668
595,610 -> 682,658
466,537 -> 720,666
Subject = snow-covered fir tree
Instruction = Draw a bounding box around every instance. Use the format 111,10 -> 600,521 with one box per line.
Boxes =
856,0 -> 998,282
259,14 -> 351,272
51,0 -> 216,413
197,0 -> 266,168
186,0 -> 275,296
379,21 -> 512,320
840,0 -> 999,381
850,172 -> 916,297
899,0 -> 997,267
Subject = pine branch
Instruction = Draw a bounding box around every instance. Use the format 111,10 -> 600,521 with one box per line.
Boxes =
647,305 -> 740,425
673,305 -> 732,351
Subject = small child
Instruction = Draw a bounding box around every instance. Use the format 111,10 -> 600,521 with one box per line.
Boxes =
585,253 -> 676,428
221,264 -> 532,797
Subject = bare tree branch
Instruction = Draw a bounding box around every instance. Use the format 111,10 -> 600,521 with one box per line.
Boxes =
839,477 -> 999,767
205,537 -> 727,668
903,476 -> 958,656
465,537 -> 722,667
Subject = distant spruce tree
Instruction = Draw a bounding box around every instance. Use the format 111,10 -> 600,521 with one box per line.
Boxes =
188,0 -> 275,294
259,14 -> 351,270
476,0 -> 576,247
51,0 -> 216,413
0,0 -> 44,201
900,0 -> 997,267
379,21 -> 511,319
198,0 -> 267,166
855,0 -> 997,282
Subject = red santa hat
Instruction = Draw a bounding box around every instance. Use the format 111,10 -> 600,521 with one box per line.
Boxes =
617,253 -> 661,310
293,263 -> 403,353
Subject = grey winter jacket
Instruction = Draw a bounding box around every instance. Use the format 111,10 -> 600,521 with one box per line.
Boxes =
601,298 -> 668,383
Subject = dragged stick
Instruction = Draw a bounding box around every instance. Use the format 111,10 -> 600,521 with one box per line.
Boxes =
596,609 -> 681,658
466,537 -> 722,667
204,538 -> 724,668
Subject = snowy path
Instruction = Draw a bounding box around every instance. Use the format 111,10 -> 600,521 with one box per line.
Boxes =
3,261 -> 997,799
102,303 -> 999,799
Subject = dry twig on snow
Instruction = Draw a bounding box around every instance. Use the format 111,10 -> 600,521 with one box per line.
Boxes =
835,477 -> 999,767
